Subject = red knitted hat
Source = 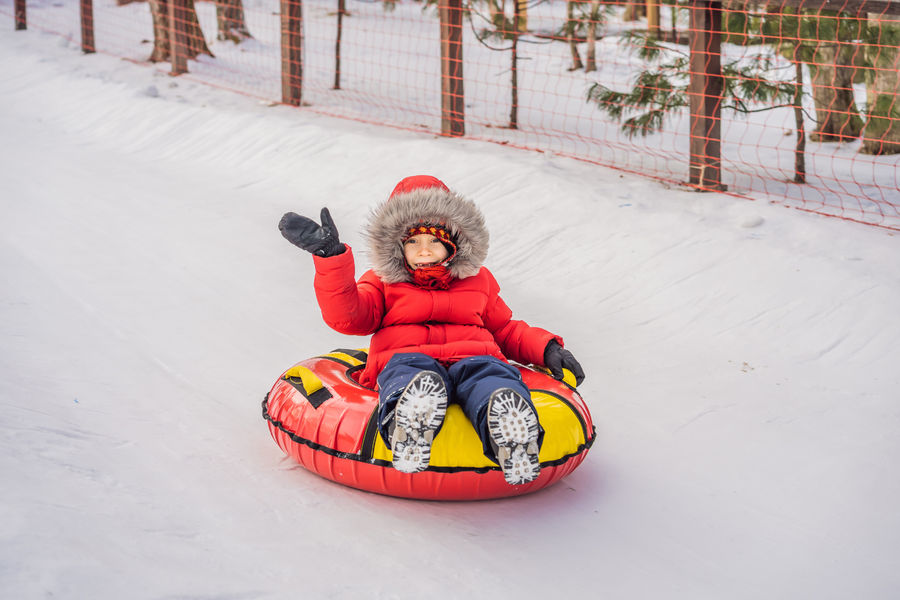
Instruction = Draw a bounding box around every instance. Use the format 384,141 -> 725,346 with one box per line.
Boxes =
401,222 -> 455,247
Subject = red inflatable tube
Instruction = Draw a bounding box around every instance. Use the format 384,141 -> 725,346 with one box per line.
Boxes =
263,349 -> 595,501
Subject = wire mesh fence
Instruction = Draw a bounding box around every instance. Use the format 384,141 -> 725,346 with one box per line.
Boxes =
3,0 -> 899,229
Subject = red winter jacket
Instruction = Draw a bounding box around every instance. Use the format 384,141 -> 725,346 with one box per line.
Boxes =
313,247 -> 562,389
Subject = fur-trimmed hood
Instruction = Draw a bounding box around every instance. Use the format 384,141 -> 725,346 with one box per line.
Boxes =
363,177 -> 490,284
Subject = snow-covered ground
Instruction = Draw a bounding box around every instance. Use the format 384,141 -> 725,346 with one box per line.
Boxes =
2,26 -> 899,600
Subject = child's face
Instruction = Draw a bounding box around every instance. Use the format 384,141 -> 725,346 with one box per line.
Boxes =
403,233 -> 450,269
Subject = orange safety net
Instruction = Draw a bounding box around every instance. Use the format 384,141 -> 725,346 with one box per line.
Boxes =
3,0 -> 898,230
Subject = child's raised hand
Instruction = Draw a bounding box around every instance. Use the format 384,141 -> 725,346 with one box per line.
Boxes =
544,340 -> 585,387
278,207 -> 345,257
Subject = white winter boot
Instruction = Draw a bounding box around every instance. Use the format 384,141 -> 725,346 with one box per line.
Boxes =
487,388 -> 541,485
390,371 -> 448,474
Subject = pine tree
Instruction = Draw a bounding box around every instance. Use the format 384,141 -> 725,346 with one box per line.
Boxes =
861,19 -> 900,155
565,1 -> 584,71
467,0 -> 548,129
759,7 -> 864,142
577,0 -> 612,72
760,7 -> 899,155
587,30 -> 798,138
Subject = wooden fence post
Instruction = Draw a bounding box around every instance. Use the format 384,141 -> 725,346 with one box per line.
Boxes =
81,0 -> 95,54
169,0 -> 189,75
688,0 -> 726,190
14,0 -> 26,30
282,0 -> 303,106
439,0 -> 464,137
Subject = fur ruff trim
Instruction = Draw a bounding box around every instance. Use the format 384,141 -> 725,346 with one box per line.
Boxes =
363,186 -> 490,284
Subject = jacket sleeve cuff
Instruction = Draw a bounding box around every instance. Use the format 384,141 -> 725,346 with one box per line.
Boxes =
514,329 -> 562,367
313,243 -> 351,265
313,244 -> 356,291
534,333 -> 564,366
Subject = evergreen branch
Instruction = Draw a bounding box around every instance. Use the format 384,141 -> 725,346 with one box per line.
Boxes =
465,1 -> 552,50
724,103 -> 818,121
587,28 -> 815,138
622,109 -> 670,138
617,30 -> 689,62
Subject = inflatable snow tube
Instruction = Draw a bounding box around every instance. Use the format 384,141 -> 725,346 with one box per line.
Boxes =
262,349 -> 595,501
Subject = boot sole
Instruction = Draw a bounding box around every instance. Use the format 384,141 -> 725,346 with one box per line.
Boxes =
390,371 -> 448,474
487,388 -> 541,485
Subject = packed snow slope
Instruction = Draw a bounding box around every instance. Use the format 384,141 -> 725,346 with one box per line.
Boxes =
2,28 -> 899,600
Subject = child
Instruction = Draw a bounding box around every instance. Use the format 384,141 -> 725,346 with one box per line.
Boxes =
279,176 -> 584,485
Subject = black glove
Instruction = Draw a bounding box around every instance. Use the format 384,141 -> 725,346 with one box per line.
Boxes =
544,340 -> 585,386
278,207 -> 345,258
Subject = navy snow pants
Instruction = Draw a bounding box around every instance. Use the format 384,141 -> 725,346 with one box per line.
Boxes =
376,353 -> 544,463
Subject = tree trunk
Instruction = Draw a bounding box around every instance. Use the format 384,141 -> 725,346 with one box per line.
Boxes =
793,51 -> 806,183
687,0 -> 725,191
216,0 -> 252,43
671,0 -> 679,44
440,0 -> 464,136
488,0 -> 506,33
623,0 -> 643,22
861,19 -> 900,155
334,0 -> 345,90
585,0 -> 600,72
648,0 -> 660,38
807,43 -> 864,142
14,0 -> 25,30
510,0 -> 520,129
149,0 -> 213,63
149,0 -> 171,62
566,1 -> 584,71
81,0 -> 96,53
281,0 -> 303,106
515,0 -> 527,32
